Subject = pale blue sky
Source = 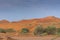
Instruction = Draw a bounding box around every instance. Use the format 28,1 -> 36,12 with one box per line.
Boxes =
0,0 -> 60,21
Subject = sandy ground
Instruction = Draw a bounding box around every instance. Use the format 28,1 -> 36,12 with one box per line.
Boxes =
0,33 -> 60,40
10,36 -> 60,40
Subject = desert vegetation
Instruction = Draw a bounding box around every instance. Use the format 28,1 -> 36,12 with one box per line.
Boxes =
33,25 -> 44,36
0,25 -> 60,36
0,28 -> 6,33
0,26 -> 60,40
20,28 -> 29,35
33,25 -> 60,36
6,28 -> 16,33
45,26 -> 56,35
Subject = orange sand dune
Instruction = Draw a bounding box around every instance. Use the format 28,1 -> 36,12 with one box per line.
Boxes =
0,16 -> 60,32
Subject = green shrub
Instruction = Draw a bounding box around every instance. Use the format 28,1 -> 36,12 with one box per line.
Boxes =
6,28 -> 16,33
56,28 -> 60,36
33,26 -> 44,36
0,28 -> 6,33
45,26 -> 56,35
57,28 -> 60,33
21,28 -> 29,34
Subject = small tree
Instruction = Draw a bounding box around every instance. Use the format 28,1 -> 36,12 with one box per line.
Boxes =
6,28 -> 16,33
0,28 -> 6,33
33,26 -> 44,36
45,26 -> 56,35
21,28 -> 29,34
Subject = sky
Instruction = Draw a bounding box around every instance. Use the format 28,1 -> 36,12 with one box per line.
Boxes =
0,0 -> 60,21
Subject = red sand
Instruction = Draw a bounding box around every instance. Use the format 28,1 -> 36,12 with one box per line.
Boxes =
0,16 -> 60,32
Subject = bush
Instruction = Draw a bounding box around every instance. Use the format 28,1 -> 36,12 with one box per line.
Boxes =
33,26 -> 44,36
56,28 -> 60,36
57,28 -> 60,33
45,26 -> 56,35
0,28 -> 6,33
21,28 -> 29,34
6,28 -> 16,33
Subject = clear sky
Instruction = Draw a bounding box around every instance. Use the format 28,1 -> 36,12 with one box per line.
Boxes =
0,0 -> 60,21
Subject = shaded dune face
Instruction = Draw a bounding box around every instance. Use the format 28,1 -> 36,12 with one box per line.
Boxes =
0,16 -> 60,32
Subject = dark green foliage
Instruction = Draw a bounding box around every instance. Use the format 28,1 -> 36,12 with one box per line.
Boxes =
45,26 -> 56,35
6,28 -> 16,33
21,28 -> 29,34
34,26 -> 44,36
0,28 -> 6,33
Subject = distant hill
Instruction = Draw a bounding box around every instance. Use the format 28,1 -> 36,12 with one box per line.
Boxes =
0,16 -> 60,32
